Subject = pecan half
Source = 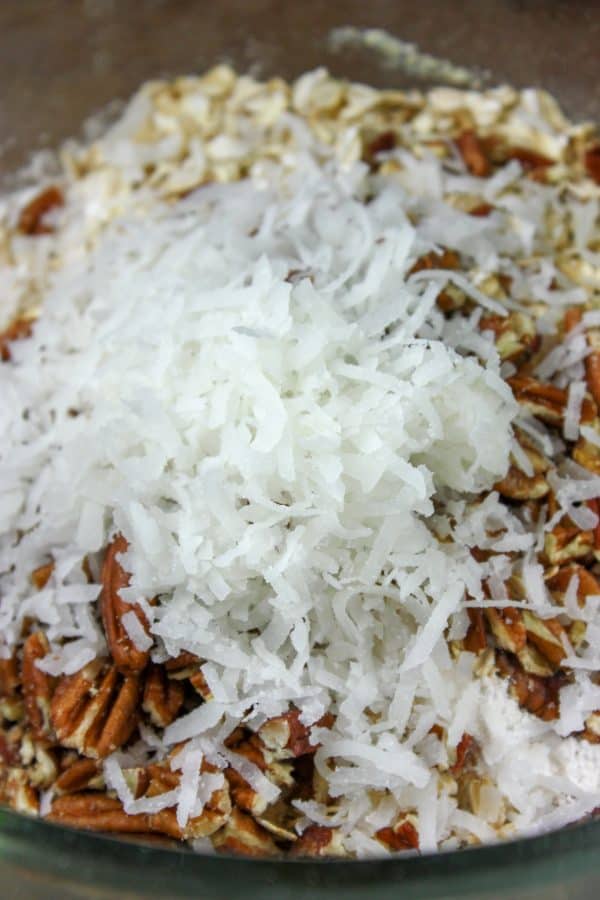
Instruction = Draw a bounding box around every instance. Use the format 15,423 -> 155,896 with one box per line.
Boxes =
18,186 -> 64,235
100,535 -> 150,675
50,660 -> 140,759
48,793 -> 153,833
21,632 -> 55,741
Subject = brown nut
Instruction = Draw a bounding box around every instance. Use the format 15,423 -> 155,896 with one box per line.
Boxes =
50,660 -> 140,759
18,186 -> 64,235
376,815 -> 419,852
0,317 -> 34,362
485,608 -> 527,654
142,664 -> 185,728
212,807 -> 278,857
21,632 -> 55,741
100,535 -> 150,675
455,130 -> 491,177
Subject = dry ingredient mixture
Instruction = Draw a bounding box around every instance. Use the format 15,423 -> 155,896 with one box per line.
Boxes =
1,67 -> 600,858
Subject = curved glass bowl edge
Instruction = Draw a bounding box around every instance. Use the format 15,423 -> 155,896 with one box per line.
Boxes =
1,807 -> 599,899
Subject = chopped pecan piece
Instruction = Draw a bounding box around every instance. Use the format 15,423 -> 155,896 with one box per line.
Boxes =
544,522 -> 594,565
50,761 -> 230,839
5,769 -> 39,816
54,758 -> 102,794
50,660 -> 140,759
259,709 -> 334,759
409,248 -> 460,275
455,130 -> 491,177
18,186 -> 64,235
507,375 -> 566,426
479,312 -> 537,363
584,145 -> 600,184
521,610 -> 567,668
450,733 -> 479,776
516,643 -> 557,678
587,498 -> 600,552
21,632 -> 55,741
165,651 -> 200,672
255,798 -> 302,842
376,816 -> 419,852
585,351 -> 600,409
495,466 -> 549,501
213,807 -> 278,857
290,823 -> 346,857
563,307 -> 582,334
505,146 -> 553,179
485,608 -> 527,654
582,711 -> 600,743
0,731 -> 21,767
0,317 -> 34,362
408,249 -> 462,310
464,608 -> 487,653
100,535 -> 150,675
496,651 -> 565,721
547,563 -> 600,604
19,736 -> 58,789
364,130 -> 396,166
573,437 -> 600,475
142,664 -> 185,727
30,561 -> 54,590
224,735 -> 291,817
0,655 -> 20,699
469,202 -> 494,217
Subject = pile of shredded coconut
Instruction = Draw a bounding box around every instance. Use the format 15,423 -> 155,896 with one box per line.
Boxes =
1,66 -> 600,855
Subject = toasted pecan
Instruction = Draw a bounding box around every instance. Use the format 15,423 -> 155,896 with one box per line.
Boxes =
100,535 -> 150,675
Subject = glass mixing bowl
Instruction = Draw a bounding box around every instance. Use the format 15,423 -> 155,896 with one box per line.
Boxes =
1,2 -> 599,897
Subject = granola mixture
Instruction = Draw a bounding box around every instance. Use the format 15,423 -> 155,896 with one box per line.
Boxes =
1,67 -> 600,857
